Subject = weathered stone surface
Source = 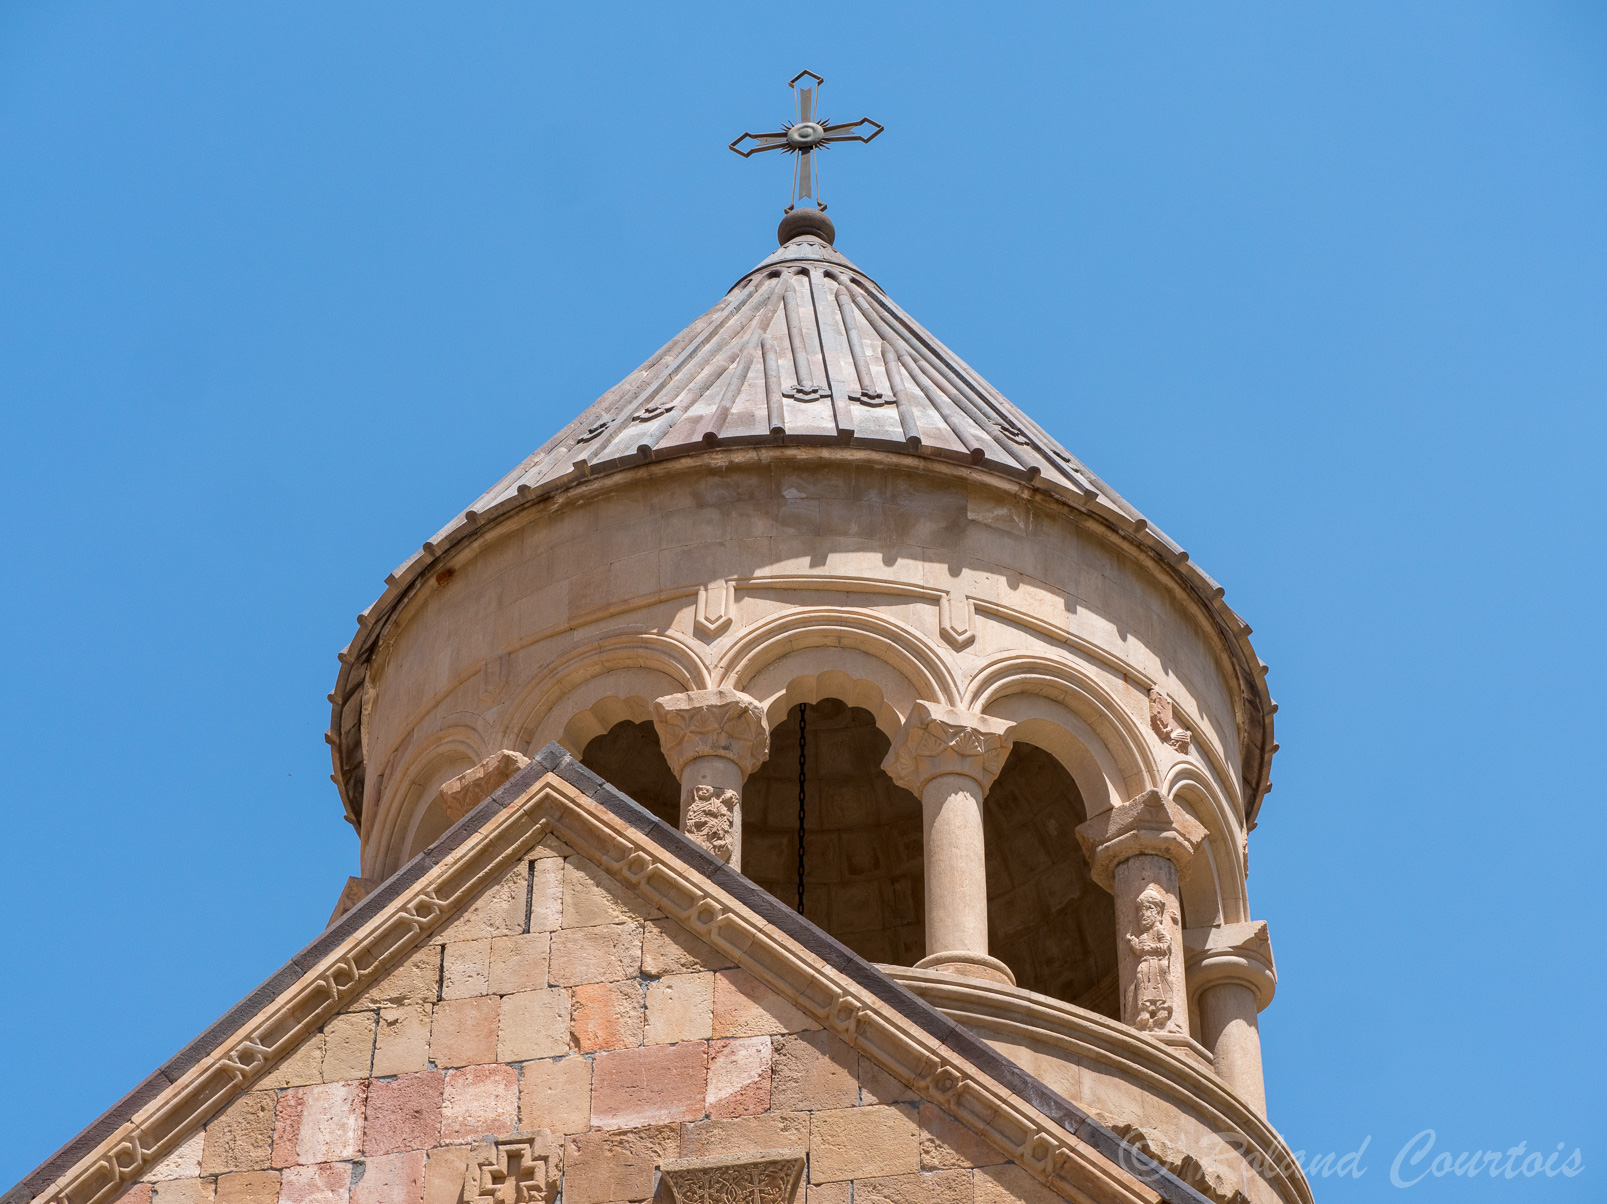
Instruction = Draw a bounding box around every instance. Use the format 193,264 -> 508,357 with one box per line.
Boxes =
498,987 -> 571,1062
153,1181 -> 212,1204
645,972 -> 714,1044
438,750 -> 530,821
440,1064 -> 518,1143
322,1012 -> 376,1082
548,922 -> 643,986
201,1091 -> 276,1174
278,1082 -> 366,1165
488,932 -> 549,995
441,939 -> 492,1000
279,1162 -> 350,1204
923,1170 -> 975,1204
809,1105 -> 921,1183
972,1164 -> 1061,1204
519,1056 -> 592,1134
642,919 -> 734,976
858,1056 -> 918,1106
373,1004 -> 432,1077
214,1171 -> 280,1204
422,1147 -> 471,1204
679,1111 -> 810,1158
430,997 -> 500,1068
571,979 -> 644,1052
437,865 -> 527,942
117,1185 -> 154,1204
260,1036 -> 323,1090
146,1132 -> 204,1181
705,1035 -> 771,1118
349,945 -> 438,1011
771,1031 -> 858,1111
363,1072 -> 443,1156
350,1150 -> 425,1204
591,1042 -> 708,1128
918,1104 -> 1001,1170
562,1125 -> 678,1204
712,968 -> 816,1037
563,857 -> 661,928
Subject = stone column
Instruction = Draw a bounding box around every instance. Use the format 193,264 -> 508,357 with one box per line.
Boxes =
882,701 -> 1015,985
652,688 -> 770,870
1075,789 -> 1206,1037
1184,921 -> 1277,1115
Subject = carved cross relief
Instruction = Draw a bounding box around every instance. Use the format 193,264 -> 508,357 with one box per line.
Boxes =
461,1131 -> 561,1204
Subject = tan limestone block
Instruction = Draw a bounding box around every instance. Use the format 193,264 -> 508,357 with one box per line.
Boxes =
923,1170 -> 975,1204
349,945 -> 439,1011
972,1165 -> 1061,1204
642,919 -> 735,976
488,932 -> 549,994
202,1090 -> 277,1173
917,1104 -> 1001,1170
528,854 -> 564,933
645,973 -> 714,1045
436,865 -> 527,942
259,1035 -> 324,1089
373,1004 -> 432,1077
437,750 -> 530,822
322,1012 -> 376,1082
712,968 -> 818,1037
591,1042 -> 708,1129
116,1186 -> 153,1204
771,1031 -> 858,1111
213,1173 -> 279,1204
854,1175 -> 929,1204
498,987 -> 571,1061
146,1132 -> 204,1180
562,856 -> 662,928
572,979 -> 645,1052
805,1183 -> 850,1204
440,1064 -> 519,1143
705,1036 -> 771,1118
422,1148 -> 471,1204
363,1071 -> 443,1156
562,1125 -> 679,1204
442,939 -> 492,1000
279,1081 -> 367,1165
858,1057 -> 918,1106
679,1111 -> 810,1158
548,922 -> 643,986
809,1106 -> 920,1183
519,1055 -> 592,1134
279,1162 -> 350,1204
430,997 -> 500,1068
536,834 -> 576,858
153,1180 -> 214,1204
350,1150 -> 425,1204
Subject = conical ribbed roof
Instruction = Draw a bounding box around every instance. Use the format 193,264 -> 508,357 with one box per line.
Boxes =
451,232 -> 1144,524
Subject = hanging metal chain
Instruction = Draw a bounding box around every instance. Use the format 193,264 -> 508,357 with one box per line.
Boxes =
796,703 -> 807,913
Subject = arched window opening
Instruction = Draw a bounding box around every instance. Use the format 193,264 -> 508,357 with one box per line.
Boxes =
984,742 -> 1118,1018
741,699 -> 926,965
580,719 -> 680,829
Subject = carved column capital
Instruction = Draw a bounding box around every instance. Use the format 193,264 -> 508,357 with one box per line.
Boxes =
652,688 -> 771,778
1184,920 -> 1277,1009
1075,788 -> 1207,891
881,701 -> 1014,797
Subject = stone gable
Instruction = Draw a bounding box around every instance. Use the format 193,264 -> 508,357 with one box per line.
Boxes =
12,749 -> 1203,1204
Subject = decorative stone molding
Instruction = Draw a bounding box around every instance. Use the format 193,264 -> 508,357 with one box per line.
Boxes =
914,950 -> 1016,986
1074,789 -> 1207,891
651,689 -> 770,778
461,1130 -> 561,1204
659,1149 -> 805,1204
939,590 -> 976,650
1183,922 -> 1276,1010
695,579 -> 736,638
881,701 -> 1014,796
1148,689 -> 1191,753
684,784 -> 738,864
1098,1121 -> 1252,1204
439,750 -> 532,822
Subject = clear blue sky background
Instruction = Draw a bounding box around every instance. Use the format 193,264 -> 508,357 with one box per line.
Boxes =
2,2 -> 1603,1199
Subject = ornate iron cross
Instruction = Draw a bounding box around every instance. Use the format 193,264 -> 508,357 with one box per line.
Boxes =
729,70 -> 883,213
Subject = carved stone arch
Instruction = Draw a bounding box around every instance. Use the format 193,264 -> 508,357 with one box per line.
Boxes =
964,655 -> 1157,815
713,606 -> 958,743
501,632 -> 711,755
367,722 -> 487,879
1166,764 -> 1249,927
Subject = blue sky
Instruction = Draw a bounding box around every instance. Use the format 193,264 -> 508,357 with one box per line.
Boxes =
2,2 -> 1603,1199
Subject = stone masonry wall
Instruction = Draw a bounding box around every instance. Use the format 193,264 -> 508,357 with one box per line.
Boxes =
110,841 -> 1067,1204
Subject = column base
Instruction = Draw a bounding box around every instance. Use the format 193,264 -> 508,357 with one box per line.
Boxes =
914,951 -> 1017,986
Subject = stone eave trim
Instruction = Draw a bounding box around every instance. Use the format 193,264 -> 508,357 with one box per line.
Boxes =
327,447 -> 1275,833
9,745 -> 1225,1204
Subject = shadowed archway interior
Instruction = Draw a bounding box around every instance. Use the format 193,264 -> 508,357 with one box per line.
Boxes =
579,719 -> 681,829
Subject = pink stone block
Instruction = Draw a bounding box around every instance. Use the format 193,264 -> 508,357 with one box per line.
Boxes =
280,1163 -> 351,1204
351,1151 -> 425,1204
363,1072 -> 443,1156
590,1042 -> 708,1129
441,1063 -> 519,1143
292,1082 -> 368,1164
706,1036 -> 771,1118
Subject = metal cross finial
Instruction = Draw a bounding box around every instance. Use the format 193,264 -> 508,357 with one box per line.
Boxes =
729,70 -> 883,213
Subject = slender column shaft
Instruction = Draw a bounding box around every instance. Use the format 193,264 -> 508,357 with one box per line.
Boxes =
1111,854 -> 1188,1032
1199,981 -> 1267,1115
920,771 -> 990,957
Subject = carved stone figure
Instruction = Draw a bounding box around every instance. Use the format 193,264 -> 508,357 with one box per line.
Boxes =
685,783 -> 738,862
1126,884 -> 1174,1031
1149,688 -> 1192,753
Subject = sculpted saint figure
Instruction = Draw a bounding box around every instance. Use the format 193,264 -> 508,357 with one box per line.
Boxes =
685,784 -> 738,863
1127,884 -> 1175,1031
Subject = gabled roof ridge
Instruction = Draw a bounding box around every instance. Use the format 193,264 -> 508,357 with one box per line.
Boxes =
11,745 -> 1217,1204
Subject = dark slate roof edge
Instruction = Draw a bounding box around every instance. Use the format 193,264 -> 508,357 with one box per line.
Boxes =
10,743 -> 1208,1204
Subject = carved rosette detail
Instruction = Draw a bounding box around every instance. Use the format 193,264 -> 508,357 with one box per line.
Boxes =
685,784 -> 739,863
881,701 -> 1015,796
1148,688 -> 1192,753
652,689 -> 771,778
462,1130 -> 561,1204
659,1150 -> 806,1204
